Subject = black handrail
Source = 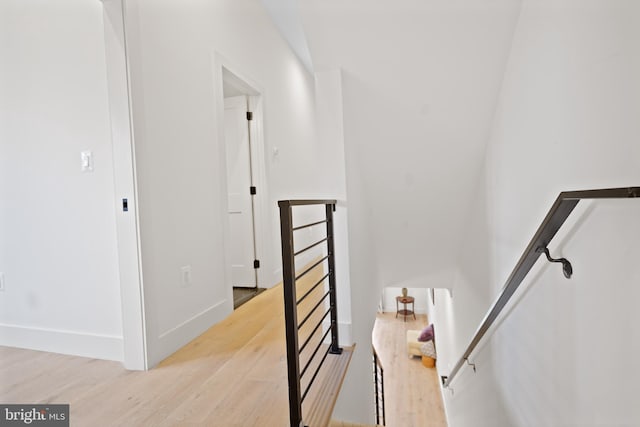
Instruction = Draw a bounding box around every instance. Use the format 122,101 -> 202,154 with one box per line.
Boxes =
279,199 -> 343,427
373,347 -> 386,426
442,186 -> 640,388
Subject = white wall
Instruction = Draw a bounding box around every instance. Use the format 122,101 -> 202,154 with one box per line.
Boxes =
0,0 -> 123,360
300,0 -> 522,294
315,69 -> 352,345
331,126 -> 382,423
121,0 -> 344,366
300,4 -> 522,422
434,1 -> 640,425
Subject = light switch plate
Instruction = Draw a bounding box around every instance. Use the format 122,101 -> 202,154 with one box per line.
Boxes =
81,150 -> 94,172
0,272 -> 5,292
180,266 -> 192,287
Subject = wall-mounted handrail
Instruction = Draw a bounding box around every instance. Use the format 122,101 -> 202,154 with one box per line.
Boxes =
442,187 -> 640,388
279,199 -> 343,427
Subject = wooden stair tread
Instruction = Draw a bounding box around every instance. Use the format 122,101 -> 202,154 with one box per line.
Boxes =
303,345 -> 354,427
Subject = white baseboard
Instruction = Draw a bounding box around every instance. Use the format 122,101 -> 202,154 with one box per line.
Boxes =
381,308 -> 428,315
338,321 -> 353,346
321,320 -> 353,347
150,299 -> 230,367
0,323 -> 123,361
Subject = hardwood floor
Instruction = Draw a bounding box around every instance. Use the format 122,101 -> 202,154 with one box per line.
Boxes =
0,264 -> 352,426
0,269 -> 446,427
372,312 -> 447,427
329,421 -> 378,427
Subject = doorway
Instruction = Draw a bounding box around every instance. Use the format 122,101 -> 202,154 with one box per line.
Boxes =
222,68 -> 266,309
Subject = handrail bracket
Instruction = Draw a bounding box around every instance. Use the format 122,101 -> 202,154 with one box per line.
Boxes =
464,357 -> 477,373
536,246 -> 573,279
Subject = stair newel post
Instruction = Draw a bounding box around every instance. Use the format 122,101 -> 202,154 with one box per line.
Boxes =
279,201 -> 304,427
326,203 -> 343,355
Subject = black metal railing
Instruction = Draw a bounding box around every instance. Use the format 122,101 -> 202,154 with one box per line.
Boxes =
279,199 -> 343,427
442,186 -> 640,388
373,348 -> 386,426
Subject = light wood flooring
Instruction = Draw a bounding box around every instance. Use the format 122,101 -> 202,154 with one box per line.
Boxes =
372,312 -> 447,427
0,265 -> 352,427
328,421 -> 378,427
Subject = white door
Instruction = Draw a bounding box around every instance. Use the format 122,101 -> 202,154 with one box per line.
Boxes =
224,96 -> 256,288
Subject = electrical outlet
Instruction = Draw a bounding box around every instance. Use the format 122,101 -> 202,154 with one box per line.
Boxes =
0,272 -> 5,292
180,266 -> 192,287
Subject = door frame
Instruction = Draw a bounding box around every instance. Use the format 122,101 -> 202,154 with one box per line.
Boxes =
214,53 -> 268,302
247,94 -> 267,289
102,0 -> 147,370
223,95 -> 258,288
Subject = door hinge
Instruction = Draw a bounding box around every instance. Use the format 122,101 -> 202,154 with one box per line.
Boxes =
253,260 -> 260,269
246,111 -> 253,121
250,186 -> 257,195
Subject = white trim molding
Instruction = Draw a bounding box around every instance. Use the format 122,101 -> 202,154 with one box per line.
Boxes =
0,324 -> 124,362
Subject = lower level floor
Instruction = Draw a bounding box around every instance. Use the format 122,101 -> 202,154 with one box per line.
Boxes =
372,312 -> 447,427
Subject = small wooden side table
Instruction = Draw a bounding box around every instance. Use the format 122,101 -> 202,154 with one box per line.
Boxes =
396,296 -> 416,322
